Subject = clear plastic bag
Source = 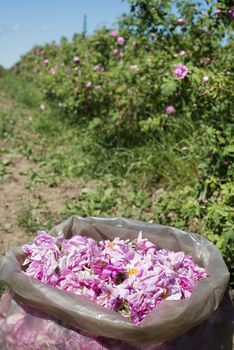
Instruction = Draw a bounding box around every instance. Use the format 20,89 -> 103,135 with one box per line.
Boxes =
0,216 -> 233,349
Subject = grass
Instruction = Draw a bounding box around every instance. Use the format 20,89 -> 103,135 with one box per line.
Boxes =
1,73 -> 41,108
17,200 -> 56,234
63,179 -> 152,219
0,281 -> 5,296
0,74 -> 199,188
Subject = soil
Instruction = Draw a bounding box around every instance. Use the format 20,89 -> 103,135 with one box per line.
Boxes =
0,153 -> 83,256
0,89 -> 84,256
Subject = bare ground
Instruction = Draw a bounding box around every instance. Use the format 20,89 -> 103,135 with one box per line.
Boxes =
0,152 -> 83,255
0,91 -> 83,255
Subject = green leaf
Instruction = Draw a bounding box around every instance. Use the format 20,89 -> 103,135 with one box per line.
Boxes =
161,80 -> 177,97
223,145 -> 234,155
223,228 -> 234,240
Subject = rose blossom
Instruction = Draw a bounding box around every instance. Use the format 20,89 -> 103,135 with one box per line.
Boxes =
49,67 -> 57,75
227,8 -> 234,20
203,76 -> 209,83
214,8 -> 221,15
35,49 -> 44,56
177,18 -> 186,26
86,81 -> 92,88
174,64 -> 189,79
166,105 -> 175,114
117,36 -> 125,45
111,30 -> 118,37
93,65 -> 104,72
22,232 -> 61,285
112,48 -> 121,57
73,55 -> 80,62
203,57 -> 210,66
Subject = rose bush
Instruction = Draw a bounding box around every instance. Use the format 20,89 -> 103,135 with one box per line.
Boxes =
14,0 -> 233,146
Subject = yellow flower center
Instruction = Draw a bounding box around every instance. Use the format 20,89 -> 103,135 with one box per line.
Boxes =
108,242 -> 116,248
128,267 -> 138,275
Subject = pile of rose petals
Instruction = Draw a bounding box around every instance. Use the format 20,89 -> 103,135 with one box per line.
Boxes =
22,231 -> 207,325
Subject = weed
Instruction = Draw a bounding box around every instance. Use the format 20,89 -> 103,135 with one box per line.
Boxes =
0,281 -> 5,296
63,178 -> 152,220
0,74 -> 41,108
0,111 -> 15,138
17,200 -> 57,234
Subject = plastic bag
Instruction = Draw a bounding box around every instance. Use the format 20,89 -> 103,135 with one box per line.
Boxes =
0,216 -> 233,349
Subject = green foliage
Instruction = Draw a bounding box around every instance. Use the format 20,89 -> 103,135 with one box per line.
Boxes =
153,124 -> 234,283
154,182 -> 234,262
64,179 -> 152,219
13,1 -> 233,147
0,155 -> 11,182
1,74 -> 41,108
17,200 -> 56,234
0,281 -> 5,296
0,65 -> 6,77
0,111 -> 15,138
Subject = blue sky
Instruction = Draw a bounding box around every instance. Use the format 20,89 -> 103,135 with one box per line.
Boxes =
0,0 -> 129,68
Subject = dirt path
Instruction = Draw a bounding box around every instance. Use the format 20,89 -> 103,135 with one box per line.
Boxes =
0,152 -> 84,256
0,154 -> 31,254
0,91 -> 83,256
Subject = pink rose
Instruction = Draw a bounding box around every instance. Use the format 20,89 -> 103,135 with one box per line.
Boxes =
227,8 -> 234,20
86,81 -> 92,88
166,105 -> 175,114
117,36 -> 125,45
49,67 -> 57,75
93,65 -> 104,72
214,8 -> 221,15
73,55 -> 80,62
177,18 -> 186,26
112,48 -> 121,57
174,64 -> 189,79
111,30 -> 118,37
202,76 -> 209,83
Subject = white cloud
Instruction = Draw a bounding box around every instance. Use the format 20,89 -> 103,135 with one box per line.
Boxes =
0,26 -> 4,33
12,24 -> 21,31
